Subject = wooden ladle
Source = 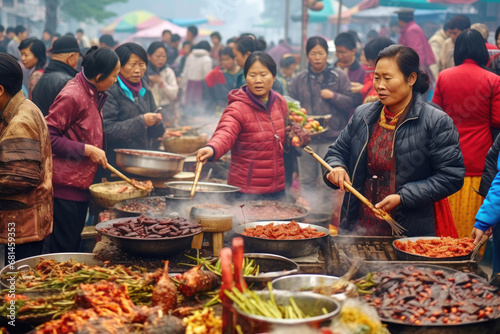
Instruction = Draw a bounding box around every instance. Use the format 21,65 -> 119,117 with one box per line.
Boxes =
106,163 -> 150,192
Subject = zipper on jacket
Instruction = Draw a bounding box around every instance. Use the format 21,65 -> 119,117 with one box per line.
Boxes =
391,117 -> 418,158
345,117 -> 370,217
265,112 -> 279,193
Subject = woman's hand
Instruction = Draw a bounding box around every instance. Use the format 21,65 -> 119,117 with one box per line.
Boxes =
351,82 -> 363,93
375,194 -> 401,213
470,226 -> 492,245
143,113 -> 162,126
196,147 -> 214,164
84,144 -> 107,168
320,89 -> 334,100
327,167 -> 351,192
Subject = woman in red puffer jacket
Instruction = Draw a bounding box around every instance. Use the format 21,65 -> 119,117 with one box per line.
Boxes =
197,52 -> 288,200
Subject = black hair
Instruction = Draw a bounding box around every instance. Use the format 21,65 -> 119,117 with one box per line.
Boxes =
0,53 -> 23,96
364,37 -> 394,61
220,47 -> 234,58
236,36 -> 266,56
454,29 -> 489,67
375,44 -> 429,94
443,21 -> 450,31
147,41 -> 167,56
187,25 -> 198,37
6,27 -> 15,34
243,51 -> 277,78
81,46 -> 119,83
280,55 -> 296,68
367,30 -> 379,40
306,36 -> 328,55
335,32 -> 356,50
210,31 -> 221,41
114,42 -> 148,66
0,25 -> 4,33
447,15 -> 471,31
65,32 -> 75,37
171,34 -> 181,43
52,33 -> 61,39
18,38 -> 46,71
14,25 -> 26,35
226,37 -> 237,45
347,30 -> 361,44
162,30 -> 172,36
182,41 -> 192,48
495,26 -> 500,47
195,41 -> 211,52
239,32 -> 256,39
76,28 -> 84,34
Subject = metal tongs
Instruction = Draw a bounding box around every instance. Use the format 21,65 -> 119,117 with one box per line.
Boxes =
303,146 -> 406,236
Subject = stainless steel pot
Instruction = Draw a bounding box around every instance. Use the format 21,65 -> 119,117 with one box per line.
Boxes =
164,181 -> 240,202
115,149 -> 185,178
234,221 -> 329,258
95,218 -> 200,257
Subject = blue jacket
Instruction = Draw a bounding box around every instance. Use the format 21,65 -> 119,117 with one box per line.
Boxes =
475,154 -> 500,231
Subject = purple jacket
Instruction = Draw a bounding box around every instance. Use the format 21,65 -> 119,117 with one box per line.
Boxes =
399,21 -> 436,67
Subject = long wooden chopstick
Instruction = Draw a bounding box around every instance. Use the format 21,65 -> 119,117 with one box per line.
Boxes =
190,161 -> 203,198
106,163 -> 148,191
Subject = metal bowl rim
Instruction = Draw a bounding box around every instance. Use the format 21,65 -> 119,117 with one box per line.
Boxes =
238,201 -> 311,221
236,253 -> 299,279
392,236 -> 474,260
164,181 -> 241,193
234,221 -> 329,241
114,148 -> 186,161
113,196 -> 166,215
95,217 -> 202,241
233,290 -> 340,325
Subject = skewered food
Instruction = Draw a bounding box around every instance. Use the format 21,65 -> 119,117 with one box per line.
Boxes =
241,221 -> 325,240
394,237 -> 475,258
130,179 -> 153,192
175,265 -> 218,298
152,261 -> 178,312
101,215 -> 201,238
364,266 -> 500,325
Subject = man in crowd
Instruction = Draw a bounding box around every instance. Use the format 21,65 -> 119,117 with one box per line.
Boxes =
99,34 -> 118,49
428,22 -> 450,81
41,29 -> 52,49
0,53 -> 53,264
162,29 -> 172,45
439,15 -> 471,71
76,28 -> 91,49
32,36 -> 80,116
186,25 -> 198,44
396,8 -> 435,85
7,25 -> 28,59
0,25 -> 6,53
167,34 -> 181,65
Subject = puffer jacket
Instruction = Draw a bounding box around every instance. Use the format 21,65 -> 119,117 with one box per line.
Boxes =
32,60 -> 78,116
0,91 -> 53,244
181,49 -> 212,81
45,72 -> 106,201
102,80 -> 165,168
207,86 -> 288,194
322,94 -> 465,237
479,134 -> 500,197
288,65 -> 355,143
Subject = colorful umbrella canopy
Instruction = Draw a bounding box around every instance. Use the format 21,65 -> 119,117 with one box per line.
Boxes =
291,0 -> 350,22
101,10 -> 164,34
127,20 -> 187,39
168,18 -> 209,27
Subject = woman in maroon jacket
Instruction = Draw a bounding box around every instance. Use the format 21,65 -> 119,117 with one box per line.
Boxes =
45,47 -> 120,252
197,52 -> 288,200
432,29 -> 500,238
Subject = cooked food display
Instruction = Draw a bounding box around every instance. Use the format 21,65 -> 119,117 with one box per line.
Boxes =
175,265 -> 218,298
364,266 -> 500,325
239,201 -> 308,221
130,179 -> 154,192
100,215 -> 202,238
287,102 -> 327,134
241,221 -> 325,240
394,237 -> 475,258
116,197 -> 166,215
183,308 -> 222,334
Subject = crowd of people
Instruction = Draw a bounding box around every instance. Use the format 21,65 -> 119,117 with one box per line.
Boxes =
1,10 -> 500,275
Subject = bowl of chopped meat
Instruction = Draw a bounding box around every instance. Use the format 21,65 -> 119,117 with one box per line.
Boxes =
89,181 -> 152,208
392,237 -> 478,262
234,221 -> 329,258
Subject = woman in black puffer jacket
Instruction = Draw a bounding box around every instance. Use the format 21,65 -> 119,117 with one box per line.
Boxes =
323,45 -> 465,237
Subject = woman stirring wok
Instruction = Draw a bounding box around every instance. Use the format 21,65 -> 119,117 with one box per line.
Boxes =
197,52 -> 288,201
323,45 -> 465,237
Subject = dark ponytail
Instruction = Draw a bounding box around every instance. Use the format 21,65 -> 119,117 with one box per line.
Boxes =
82,46 -> 120,82
236,36 -> 266,55
375,44 -> 429,94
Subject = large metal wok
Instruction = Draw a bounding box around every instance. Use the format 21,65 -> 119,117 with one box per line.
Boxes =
115,149 -> 185,178
164,181 -> 240,202
95,217 -> 200,257
393,236 -> 480,262
234,221 -> 329,258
